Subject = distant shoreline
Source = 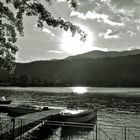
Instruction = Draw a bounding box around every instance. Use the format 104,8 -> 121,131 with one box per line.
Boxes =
1,85 -> 140,88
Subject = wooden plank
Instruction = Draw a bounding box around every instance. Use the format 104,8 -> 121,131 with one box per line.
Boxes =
0,109 -> 61,139
17,109 -> 61,122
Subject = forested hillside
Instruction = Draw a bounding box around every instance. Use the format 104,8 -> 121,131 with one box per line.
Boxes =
0,54 -> 140,87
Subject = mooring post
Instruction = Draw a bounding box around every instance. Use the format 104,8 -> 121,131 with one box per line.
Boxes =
0,117 -> 3,136
20,119 -> 23,140
124,126 -> 127,140
11,117 -> 15,140
96,125 -> 98,140
93,125 -> 94,140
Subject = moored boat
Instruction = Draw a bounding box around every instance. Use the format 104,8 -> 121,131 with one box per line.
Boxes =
8,104 -> 49,116
60,107 -> 97,123
0,100 -> 12,104
0,96 -> 12,104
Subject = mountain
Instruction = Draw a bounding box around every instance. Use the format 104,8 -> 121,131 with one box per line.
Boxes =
66,49 -> 140,60
1,53 -> 140,87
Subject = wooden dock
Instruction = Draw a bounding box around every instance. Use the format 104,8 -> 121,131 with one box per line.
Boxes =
0,105 -> 62,139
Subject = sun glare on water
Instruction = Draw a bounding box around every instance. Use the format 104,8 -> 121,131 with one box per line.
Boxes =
61,25 -> 93,55
72,87 -> 87,94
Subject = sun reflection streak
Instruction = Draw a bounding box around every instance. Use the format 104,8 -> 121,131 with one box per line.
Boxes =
72,87 -> 87,94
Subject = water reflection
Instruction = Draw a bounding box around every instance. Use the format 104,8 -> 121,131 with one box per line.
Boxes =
60,126 -> 94,139
60,120 -> 96,140
71,87 -> 87,94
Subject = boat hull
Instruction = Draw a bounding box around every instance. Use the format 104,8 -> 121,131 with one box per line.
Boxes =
60,109 -> 97,123
8,105 -> 49,117
0,100 -> 12,104
8,107 -> 38,116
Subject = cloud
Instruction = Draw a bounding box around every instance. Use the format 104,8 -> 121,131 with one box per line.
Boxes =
70,10 -> 124,26
42,28 -> 52,34
42,28 -> 55,37
16,0 -> 140,62
93,46 -> 109,52
47,50 -> 63,54
135,19 -> 140,24
34,24 -> 55,37
127,30 -> 136,37
114,8 -> 135,17
57,0 -> 66,2
128,46 -> 140,50
98,29 -> 120,39
137,25 -> 140,31
111,0 -> 138,9
134,0 -> 140,4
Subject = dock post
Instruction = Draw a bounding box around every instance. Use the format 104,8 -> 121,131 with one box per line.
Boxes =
124,126 -> 127,140
11,117 -> 15,140
20,119 -> 23,140
0,117 -> 3,136
95,125 -> 98,140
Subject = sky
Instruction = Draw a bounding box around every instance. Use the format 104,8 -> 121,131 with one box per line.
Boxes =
13,0 -> 140,62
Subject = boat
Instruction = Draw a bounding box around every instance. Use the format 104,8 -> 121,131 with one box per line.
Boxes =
8,104 -> 49,116
0,96 -> 12,104
0,100 -> 12,104
60,106 -> 97,123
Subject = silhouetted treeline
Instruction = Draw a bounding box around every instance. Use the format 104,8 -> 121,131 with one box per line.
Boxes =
0,74 -> 66,87
1,54 -> 140,87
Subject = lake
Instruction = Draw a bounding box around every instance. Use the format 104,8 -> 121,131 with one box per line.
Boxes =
0,87 -> 140,139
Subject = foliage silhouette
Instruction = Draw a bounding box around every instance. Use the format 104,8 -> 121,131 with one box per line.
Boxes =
0,0 -> 86,72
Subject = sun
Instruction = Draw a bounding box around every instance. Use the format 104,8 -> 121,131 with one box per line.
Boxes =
60,25 -> 94,55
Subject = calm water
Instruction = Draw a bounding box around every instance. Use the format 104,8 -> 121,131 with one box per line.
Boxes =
0,87 -> 140,139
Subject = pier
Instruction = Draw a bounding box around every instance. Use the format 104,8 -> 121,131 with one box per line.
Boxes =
0,105 -> 62,140
0,105 -> 140,140
0,118 -> 140,140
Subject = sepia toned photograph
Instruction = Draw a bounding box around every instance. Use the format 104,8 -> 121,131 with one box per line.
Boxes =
0,0 -> 140,139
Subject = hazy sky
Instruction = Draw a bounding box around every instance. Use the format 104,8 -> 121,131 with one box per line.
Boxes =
14,0 -> 140,62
